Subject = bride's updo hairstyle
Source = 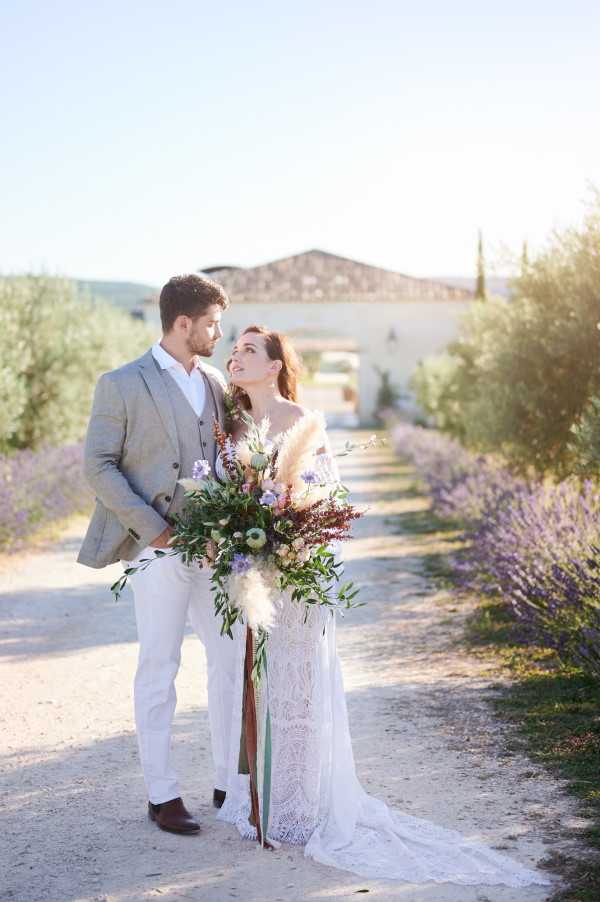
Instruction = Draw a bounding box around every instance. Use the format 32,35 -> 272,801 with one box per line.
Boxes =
228,325 -> 303,410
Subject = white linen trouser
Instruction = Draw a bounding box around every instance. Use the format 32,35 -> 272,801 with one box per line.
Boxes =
126,549 -> 236,804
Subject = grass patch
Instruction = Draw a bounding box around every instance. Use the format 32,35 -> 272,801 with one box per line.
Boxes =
387,506 -> 456,535
464,601 -> 600,900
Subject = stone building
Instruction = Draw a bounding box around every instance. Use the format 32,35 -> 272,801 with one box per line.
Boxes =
145,249 -> 474,424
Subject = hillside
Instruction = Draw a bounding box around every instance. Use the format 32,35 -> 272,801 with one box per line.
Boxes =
76,280 -> 158,311
433,275 -> 511,299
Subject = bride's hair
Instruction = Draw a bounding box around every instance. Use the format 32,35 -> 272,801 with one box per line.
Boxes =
228,325 -> 303,410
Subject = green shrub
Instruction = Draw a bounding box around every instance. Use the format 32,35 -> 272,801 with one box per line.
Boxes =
412,194 -> 600,475
570,396 -> 600,476
0,275 -> 156,452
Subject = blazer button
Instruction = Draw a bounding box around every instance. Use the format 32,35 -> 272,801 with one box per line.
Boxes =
164,495 -> 172,503
172,462 -> 179,469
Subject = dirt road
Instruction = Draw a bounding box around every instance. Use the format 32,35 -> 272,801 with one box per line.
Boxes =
0,434 -> 572,901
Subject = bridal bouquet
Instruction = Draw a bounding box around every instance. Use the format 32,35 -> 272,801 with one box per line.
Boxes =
112,411 -> 373,679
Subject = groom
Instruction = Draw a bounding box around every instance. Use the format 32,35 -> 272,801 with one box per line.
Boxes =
78,273 -> 236,835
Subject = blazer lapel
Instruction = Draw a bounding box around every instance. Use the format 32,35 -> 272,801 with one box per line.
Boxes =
200,365 -> 226,429
138,349 -> 179,456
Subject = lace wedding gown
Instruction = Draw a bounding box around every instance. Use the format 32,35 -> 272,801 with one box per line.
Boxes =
214,439 -> 551,888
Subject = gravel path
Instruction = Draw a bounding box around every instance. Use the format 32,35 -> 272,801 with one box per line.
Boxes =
0,433 -> 574,901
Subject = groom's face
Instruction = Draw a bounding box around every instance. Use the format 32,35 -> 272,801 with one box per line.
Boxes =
186,304 -> 223,357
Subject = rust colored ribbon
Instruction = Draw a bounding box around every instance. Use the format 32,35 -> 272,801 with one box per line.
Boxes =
242,625 -> 263,844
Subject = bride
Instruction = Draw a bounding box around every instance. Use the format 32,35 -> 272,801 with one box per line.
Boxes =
214,324 -> 551,888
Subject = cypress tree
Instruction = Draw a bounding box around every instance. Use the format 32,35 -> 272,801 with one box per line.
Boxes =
475,229 -> 486,300
521,239 -> 529,276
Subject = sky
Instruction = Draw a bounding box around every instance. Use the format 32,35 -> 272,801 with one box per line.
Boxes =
1,1 -> 599,285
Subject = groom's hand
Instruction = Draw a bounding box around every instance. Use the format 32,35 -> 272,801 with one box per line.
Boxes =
149,526 -> 174,548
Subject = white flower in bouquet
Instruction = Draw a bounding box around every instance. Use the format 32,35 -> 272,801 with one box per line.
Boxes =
192,459 -> 211,479
228,558 -> 278,632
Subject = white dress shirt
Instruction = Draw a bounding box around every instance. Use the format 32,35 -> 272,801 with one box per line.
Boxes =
152,342 -> 206,417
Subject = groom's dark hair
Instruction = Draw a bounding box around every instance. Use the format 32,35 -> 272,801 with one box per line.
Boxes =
160,274 -> 229,332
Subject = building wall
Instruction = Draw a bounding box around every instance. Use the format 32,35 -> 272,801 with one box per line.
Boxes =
144,300 -> 470,424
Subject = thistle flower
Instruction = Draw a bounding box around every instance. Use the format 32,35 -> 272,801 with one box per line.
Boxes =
251,452 -> 269,471
301,470 -> 319,485
246,527 -> 267,549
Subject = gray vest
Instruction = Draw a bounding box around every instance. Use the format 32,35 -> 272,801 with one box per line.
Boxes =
158,364 -> 219,519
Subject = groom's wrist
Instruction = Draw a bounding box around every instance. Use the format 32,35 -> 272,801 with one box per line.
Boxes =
128,509 -> 170,550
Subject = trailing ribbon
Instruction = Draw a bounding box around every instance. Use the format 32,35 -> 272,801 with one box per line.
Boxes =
242,626 -> 274,848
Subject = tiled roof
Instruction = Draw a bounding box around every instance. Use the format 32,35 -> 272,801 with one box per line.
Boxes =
201,249 -> 473,303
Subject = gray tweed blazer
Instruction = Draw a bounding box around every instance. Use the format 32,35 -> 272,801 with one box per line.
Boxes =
77,348 -> 226,568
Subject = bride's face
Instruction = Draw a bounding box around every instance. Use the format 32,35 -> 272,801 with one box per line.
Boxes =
228,333 -> 281,388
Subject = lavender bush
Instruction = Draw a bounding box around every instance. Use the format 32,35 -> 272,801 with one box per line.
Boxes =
394,424 -> 600,677
0,443 -> 92,552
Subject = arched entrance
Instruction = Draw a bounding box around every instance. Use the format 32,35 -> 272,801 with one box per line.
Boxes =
289,333 -> 360,428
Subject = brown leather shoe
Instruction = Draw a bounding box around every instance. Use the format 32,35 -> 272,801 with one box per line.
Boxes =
148,797 -> 201,834
213,788 -> 226,809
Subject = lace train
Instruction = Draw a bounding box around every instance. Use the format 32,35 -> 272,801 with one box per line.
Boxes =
215,446 -> 552,887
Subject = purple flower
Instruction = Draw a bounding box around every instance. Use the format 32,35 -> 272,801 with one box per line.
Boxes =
301,470 -> 319,485
392,422 -> 600,679
231,553 -> 252,574
192,459 -> 211,480
259,490 -> 278,507
0,442 -> 92,552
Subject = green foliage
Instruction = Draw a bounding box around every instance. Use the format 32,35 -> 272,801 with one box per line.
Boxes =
0,275 -> 155,452
466,601 -> 600,902
570,396 -> 600,476
299,350 -> 321,377
412,195 -> 600,474
374,366 -> 401,420
410,352 -> 465,434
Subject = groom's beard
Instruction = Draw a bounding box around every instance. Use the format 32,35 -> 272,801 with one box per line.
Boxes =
187,336 -> 217,357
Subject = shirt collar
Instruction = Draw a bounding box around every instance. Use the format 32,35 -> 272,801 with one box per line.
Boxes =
152,342 -> 202,374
